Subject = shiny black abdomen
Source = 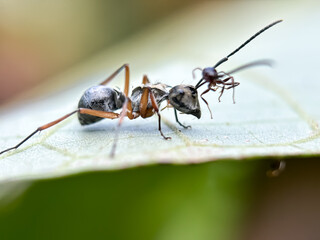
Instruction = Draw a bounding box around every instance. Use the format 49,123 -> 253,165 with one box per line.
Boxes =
77,86 -> 125,125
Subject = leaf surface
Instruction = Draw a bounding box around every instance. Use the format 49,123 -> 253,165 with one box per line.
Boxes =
0,1 -> 319,182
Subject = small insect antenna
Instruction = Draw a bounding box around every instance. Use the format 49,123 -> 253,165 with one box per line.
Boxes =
213,20 -> 283,69
226,59 -> 274,75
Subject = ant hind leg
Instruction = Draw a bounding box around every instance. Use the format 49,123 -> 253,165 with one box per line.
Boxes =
0,109 -> 119,156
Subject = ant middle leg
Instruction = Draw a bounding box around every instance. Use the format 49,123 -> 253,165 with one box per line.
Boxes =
140,75 -> 171,140
139,75 -> 154,118
110,74 -> 153,157
99,64 -> 130,94
107,64 -> 133,157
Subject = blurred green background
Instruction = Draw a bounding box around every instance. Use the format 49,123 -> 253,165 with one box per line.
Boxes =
0,161 -> 264,240
1,158 -> 319,240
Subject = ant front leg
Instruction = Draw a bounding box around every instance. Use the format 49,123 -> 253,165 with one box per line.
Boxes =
0,109 -> 119,156
174,109 -> 191,129
148,87 -> 171,140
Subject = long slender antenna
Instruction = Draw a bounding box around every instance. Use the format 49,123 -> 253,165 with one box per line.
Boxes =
213,20 -> 283,68
226,59 -> 274,75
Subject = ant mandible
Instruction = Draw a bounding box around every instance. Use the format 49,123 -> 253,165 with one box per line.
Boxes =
0,20 -> 282,157
193,20 -> 282,118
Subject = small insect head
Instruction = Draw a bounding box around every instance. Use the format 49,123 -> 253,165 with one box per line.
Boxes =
202,67 -> 217,78
168,85 -> 201,119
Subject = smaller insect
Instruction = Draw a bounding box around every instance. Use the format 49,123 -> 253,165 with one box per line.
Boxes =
193,20 -> 282,118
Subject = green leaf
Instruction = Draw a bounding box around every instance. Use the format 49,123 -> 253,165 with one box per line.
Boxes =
0,1 -> 319,183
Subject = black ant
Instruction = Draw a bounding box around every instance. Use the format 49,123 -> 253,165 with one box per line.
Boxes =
0,64 -> 201,157
194,20 -> 282,118
0,20 -> 282,157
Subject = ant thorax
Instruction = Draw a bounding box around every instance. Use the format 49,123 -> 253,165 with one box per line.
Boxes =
130,83 -> 169,113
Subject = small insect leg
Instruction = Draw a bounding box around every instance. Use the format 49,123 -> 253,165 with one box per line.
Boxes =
192,67 -> 203,80
218,72 -> 238,103
218,86 -> 225,102
200,88 -> 213,119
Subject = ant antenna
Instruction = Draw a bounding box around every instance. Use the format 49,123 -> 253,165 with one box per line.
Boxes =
213,20 -> 283,69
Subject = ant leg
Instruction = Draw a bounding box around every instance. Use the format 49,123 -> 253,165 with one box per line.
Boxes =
100,64 -> 130,96
138,75 -> 170,139
200,88 -> 213,119
108,64 -> 133,157
192,67 -> 203,80
140,75 -> 154,118
110,74 -> 151,157
174,109 -> 191,129
109,98 -> 131,157
79,108 -> 119,119
148,86 -> 171,140
142,74 -> 150,84
0,109 -> 119,156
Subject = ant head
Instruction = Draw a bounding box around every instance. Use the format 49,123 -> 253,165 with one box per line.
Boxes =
202,67 -> 217,79
168,85 -> 201,119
